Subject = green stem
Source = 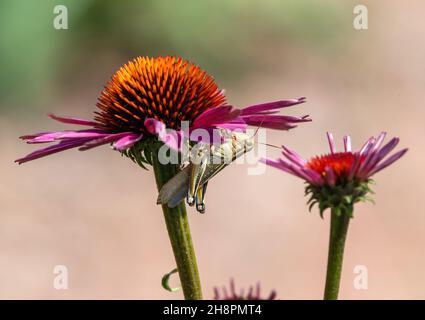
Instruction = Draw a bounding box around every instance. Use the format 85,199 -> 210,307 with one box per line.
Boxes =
323,208 -> 351,300
151,149 -> 203,300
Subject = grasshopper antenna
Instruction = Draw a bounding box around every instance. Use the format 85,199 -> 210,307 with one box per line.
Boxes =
249,117 -> 281,150
257,142 -> 281,149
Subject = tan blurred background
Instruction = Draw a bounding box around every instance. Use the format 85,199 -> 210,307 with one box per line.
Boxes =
0,0 -> 424,299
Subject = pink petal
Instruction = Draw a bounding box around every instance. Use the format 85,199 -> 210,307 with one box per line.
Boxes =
360,137 -> 376,155
327,132 -> 336,154
348,152 -> 362,180
281,145 -> 306,166
79,132 -> 132,151
344,135 -> 352,152
144,118 -> 185,151
20,132 -> 52,140
144,118 -> 166,136
368,148 -> 408,177
279,158 -> 321,184
325,167 -> 336,186
112,133 -> 144,151
159,130 -> 185,152
240,98 -> 306,115
300,167 -> 324,185
241,115 -> 310,130
359,132 -> 387,174
260,157 -> 293,173
15,139 -> 91,164
27,130 -> 108,144
189,127 -> 224,145
48,114 -> 98,126
360,137 -> 400,176
214,122 -> 247,131
192,106 -> 240,129
375,138 -> 400,163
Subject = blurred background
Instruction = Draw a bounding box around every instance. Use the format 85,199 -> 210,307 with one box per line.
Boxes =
0,0 -> 424,299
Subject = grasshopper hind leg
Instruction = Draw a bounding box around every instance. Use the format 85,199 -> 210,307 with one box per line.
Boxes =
195,182 -> 208,214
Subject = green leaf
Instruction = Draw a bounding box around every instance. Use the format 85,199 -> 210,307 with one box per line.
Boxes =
343,195 -> 352,204
161,268 -> 180,292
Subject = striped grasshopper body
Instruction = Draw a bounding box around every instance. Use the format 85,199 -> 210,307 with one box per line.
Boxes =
157,129 -> 254,213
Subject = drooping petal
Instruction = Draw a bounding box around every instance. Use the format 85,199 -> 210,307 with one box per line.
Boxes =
20,132 -> 52,140
15,139 -> 92,164
79,132 -> 133,151
214,121 -> 247,131
301,167 -> 324,185
26,130 -> 109,144
279,158 -> 322,185
260,158 -> 299,177
189,127 -> 225,145
281,145 -> 306,166
48,114 -> 99,126
240,97 -> 306,116
192,105 -> 240,129
240,114 -> 311,130
112,133 -> 144,151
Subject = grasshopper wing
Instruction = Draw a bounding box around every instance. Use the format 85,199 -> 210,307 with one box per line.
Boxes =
157,166 -> 191,208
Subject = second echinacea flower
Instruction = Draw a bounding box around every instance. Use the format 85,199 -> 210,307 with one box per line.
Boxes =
261,132 -> 407,299
261,132 -> 407,217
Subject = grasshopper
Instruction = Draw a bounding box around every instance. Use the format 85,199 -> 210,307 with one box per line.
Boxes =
157,129 -> 255,213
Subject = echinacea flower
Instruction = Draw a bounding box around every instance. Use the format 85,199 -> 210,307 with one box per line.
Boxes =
214,279 -> 276,300
16,56 -> 310,165
261,132 -> 408,217
15,56 -> 310,300
261,132 -> 407,300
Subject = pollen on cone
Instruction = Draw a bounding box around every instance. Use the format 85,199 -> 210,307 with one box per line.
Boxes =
94,56 -> 226,132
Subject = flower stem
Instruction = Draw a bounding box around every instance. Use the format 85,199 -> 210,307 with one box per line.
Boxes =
323,208 -> 351,300
151,149 -> 203,300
